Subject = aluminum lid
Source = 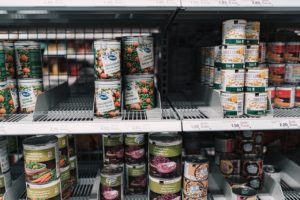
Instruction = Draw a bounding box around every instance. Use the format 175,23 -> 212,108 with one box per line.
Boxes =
94,40 -> 120,46
23,135 -> 58,146
185,155 -> 208,164
232,185 -> 257,197
149,133 -> 181,145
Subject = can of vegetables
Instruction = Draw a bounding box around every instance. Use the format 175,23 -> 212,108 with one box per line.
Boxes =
0,43 -> 7,82
100,166 -> 123,200
23,135 -> 60,184
125,133 -> 146,164
26,178 -> 62,200
3,42 -> 16,79
103,134 -> 124,165
56,135 -> 69,168
69,156 -> 78,187
94,40 -> 121,80
18,78 -> 43,113
7,79 -> 18,113
95,80 -> 121,118
0,81 -> 10,117
149,133 -> 182,178
60,165 -> 72,200
123,36 -> 154,75
0,171 -> 12,200
125,163 -> 147,194
14,41 -> 43,78
125,75 -> 155,110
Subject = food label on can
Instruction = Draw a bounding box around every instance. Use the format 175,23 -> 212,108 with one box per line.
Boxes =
61,167 -> 72,199
269,64 -> 285,84
245,69 -> 268,92
220,159 -> 240,175
285,64 -> 300,83
285,42 -> 300,63
100,173 -> 123,200
57,135 -> 69,168
222,20 -> 246,44
101,175 -> 121,187
7,81 -> 18,109
184,162 -> 209,181
26,180 -> 61,199
102,52 -> 120,75
127,164 -> 146,177
221,46 -> 245,69
103,134 -> 124,164
183,178 -> 208,198
245,93 -> 267,116
267,43 -> 285,63
0,149 -> 9,174
275,87 -> 295,108
221,93 -> 244,116
19,86 -> 36,109
149,176 -> 181,194
221,70 -> 245,92
96,91 -> 115,113
0,172 -> 11,197
259,43 -> 266,63
126,164 -> 147,193
125,134 -> 145,146
16,48 -> 42,78
137,43 -> 154,70
125,82 -> 140,105
103,135 -> 123,147
149,143 -> 181,157
245,45 -> 259,67
4,46 -> 15,79
245,22 -> 260,44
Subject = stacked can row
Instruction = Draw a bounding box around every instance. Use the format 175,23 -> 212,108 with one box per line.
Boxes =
0,137 -> 12,200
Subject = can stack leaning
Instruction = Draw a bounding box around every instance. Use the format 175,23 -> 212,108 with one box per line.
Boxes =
0,137 -> 12,200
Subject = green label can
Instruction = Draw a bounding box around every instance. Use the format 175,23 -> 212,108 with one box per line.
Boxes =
125,163 -> 147,194
245,68 -> 268,92
100,166 -> 123,200
221,92 -> 244,117
245,45 -> 259,68
102,134 -> 124,165
69,156 -> 78,187
221,69 -> 245,93
125,133 -> 145,164
26,178 -> 62,200
149,176 -> 182,200
222,19 -> 247,45
60,165 -> 72,200
56,135 -> 69,168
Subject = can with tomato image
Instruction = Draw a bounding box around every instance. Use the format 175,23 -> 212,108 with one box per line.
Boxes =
56,135 -> 69,168
245,45 -> 259,68
183,177 -> 208,199
125,75 -> 155,110
125,163 -> 147,194
149,133 -> 182,179
219,153 -> 241,176
103,134 -> 124,165
245,67 -> 268,92
100,166 -> 123,200
125,133 -> 145,164
184,155 -> 209,181
275,85 -> 295,108
245,21 -> 260,45
95,80 -> 121,118
7,79 -> 18,113
60,165 -> 72,200
295,86 -> 300,107
267,87 -> 276,108
269,63 -> 285,85
3,42 -> 16,79
232,185 -> 257,200
244,92 -> 268,116
221,69 -> 245,92
285,42 -> 300,63
222,19 -> 247,45
69,156 -> 78,187
93,40 -> 121,80
26,178 -> 62,200
14,41 -> 43,78
267,42 -> 285,63
221,92 -> 244,117
0,171 -> 12,200
220,45 -> 245,69
241,155 -> 263,177
23,135 -> 60,184
259,42 -> 266,63
284,64 -> 300,84
149,176 -> 182,200
123,36 -> 154,75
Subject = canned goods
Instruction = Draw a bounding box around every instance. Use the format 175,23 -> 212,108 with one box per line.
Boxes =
125,75 -> 155,110
221,92 -> 244,117
94,40 -> 121,80
214,45 -> 222,68
3,42 -> 15,79
26,178 -> 62,200
219,153 -> 241,176
221,69 -> 245,92
125,163 -> 147,194
15,41 -> 43,78
209,66 -> 215,86
0,145 -> 9,174
184,155 -> 209,181
295,86 -> 300,107
213,67 -> 222,89
232,185 -> 256,200
222,19 -> 247,45
123,36 -> 154,75
0,171 -> 11,199
267,42 -> 285,63
204,66 -> 210,85
259,42 -> 266,63
149,176 -> 182,200
69,156 -> 78,187
0,81 -> 9,117
244,92 -> 268,116
269,63 -> 285,85
68,135 -> 76,158
221,45 -> 245,69
182,193 -> 207,200
254,132 -> 264,144
242,155 -> 263,176
267,87 -> 276,108
245,21 -> 260,45
285,64 -> 300,83
237,140 -> 254,154
275,85 -> 295,108
94,80 -> 121,118
214,136 -> 235,153
60,165 -> 72,200
245,45 -> 259,67
100,166 -> 124,200
23,135 -> 60,184
285,42 -> 300,63
56,135 -> 69,168
245,68 -> 268,92
226,175 -> 247,187
264,165 -> 281,183
18,78 -> 43,113
125,133 -> 145,164
102,134 -> 124,165
183,177 -> 208,198
0,44 -> 7,82
149,133 -> 182,178
7,79 -> 18,113
247,175 -> 263,190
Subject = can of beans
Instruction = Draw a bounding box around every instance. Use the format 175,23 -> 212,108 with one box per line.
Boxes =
221,92 -> 244,117
275,85 -> 295,108
245,68 -> 268,92
214,136 -> 235,153
0,171 -> 12,199
244,92 -> 268,116
183,177 -> 208,198
237,140 -> 254,154
214,67 -> 222,89
7,79 -> 18,113
247,174 -> 263,190
102,134 -> 124,165
226,175 -> 247,187
267,42 -> 286,63
242,155 -> 263,176
264,165 -> 281,183
125,163 -> 147,194
245,45 -> 259,68
94,40 -> 121,80
232,185 -> 257,200
285,64 -> 300,84
269,63 -> 285,85
26,178 -> 62,200
184,155 -> 209,181
245,21 -> 260,45
285,42 -> 300,63
149,176 -> 182,200
125,133 -> 145,164
60,165 -> 72,200
100,166 -> 124,200
267,86 -> 276,108
56,135 -> 69,168
220,45 -> 245,69
123,36 -> 154,75
295,86 -> 300,107
220,153 -> 241,176
221,69 -> 245,92
222,19 -> 247,45
125,75 -> 155,110
3,42 -> 15,79
259,42 -> 266,63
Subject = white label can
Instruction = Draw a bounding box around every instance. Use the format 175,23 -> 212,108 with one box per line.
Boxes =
221,45 -> 245,69
245,92 -> 268,116
221,69 -> 245,92
221,92 -> 244,116
245,45 -> 259,68
245,68 -> 268,92
222,19 -> 247,45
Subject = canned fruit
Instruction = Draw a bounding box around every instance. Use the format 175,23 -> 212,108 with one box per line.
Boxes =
285,64 -> 300,83
267,42 -> 285,63
221,92 -> 244,116
125,163 -> 147,194
100,166 -> 123,200
259,43 -> 266,63
0,171 -> 12,199
123,37 -> 154,75
26,179 -> 62,200
56,135 -> 69,168
95,80 -> 121,118
3,42 -> 15,79
220,154 -> 241,176
94,40 -> 121,80
103,134 -> 124,165
149,176 -> 182,200
125,75 -> 155,110
125,133 -> 145,164
245,21 -> 260,45
184,155 -> 209,181
183,177 -> 208,198
245,45 -> 259,67
221,45 -> 245,69
222,19 -> 247,45
269,64 -> 285,85
275,86 -> 295,108
285,42 -> 300,63
221,69 -> 245,92
60,165 -> 72,200
7,79 -> 18,113
232,185 -> 256,200
244,93 -> 268,116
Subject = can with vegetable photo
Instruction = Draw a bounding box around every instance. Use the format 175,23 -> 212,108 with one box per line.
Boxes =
7,79 -> 18,113
149,176 -> 182,200
245,67 -> 268,92
0,171 -> 12,200
60,165 -> 72,200
103,134 -> 124,165
222,19 -> 247,45
23,135 -> 60,184
3,42 -> 15,79
56,135 -> 69,168
125,133 -> 145,164
125,75 -> 155,110
26,178 -> 62,200
100,166 -> 123,200
95,80 -> 121,118
125,163 -> 147,194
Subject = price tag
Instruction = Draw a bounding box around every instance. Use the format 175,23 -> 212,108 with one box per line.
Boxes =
200,122 -> 211,129
240,121 -> 251,129
49,126 -> 59,133
231,122 -> 240,129
279,122 -> 289,128
288,120 -> 298,128
191,124 -> 201,130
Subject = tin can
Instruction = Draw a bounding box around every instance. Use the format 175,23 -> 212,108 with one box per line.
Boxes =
214,136 -> 235,153
269,63 -> 285,85
237,140 -> 254,154
23,135 -> 60,184
267,42 -> 285,63
183,177 -> 208,198
237,131 -> 254,140
149,176 -> 182,200
26,178 -> 62,200
267,87 -> 276,108
242,155 -> 263,176
18,78 -> 43,113
226,175 -> 247,187
94,40 -> 121,80
68,135 -> 76,158
209,66 -> 215,86
69,156 -> 78,187
295,86 -> 300,107
275,85 -> 295,108
100,166 -> 123,200
60,165 -> 72,200
125,75 -> 155,110
184,155 -> 209,181
125,163 -> 147,194
222,19 -> 247,45
215,45 -> 222,68
244,92 -> 268,116
149,133 -> 182,178
247,175 -> 263,190
0,81 -> 9,117
3,42 -> 16,79
259,42 -> 266,63
245,68 -> 268,92
264,165 -> 281,183
95,80 -> 121,118
254,132 -> 264,144
123,36 -> 154,75
0,144 -> 9,174
15,41 -> 43,78
0,171 -> 12,199
221,69 -> 245,92
232,185 -> 256,200
182,193 -> 207,200
245,45 -> 259,67
245,21 -> 260,45
221,45 -> 245,69
102,134 -> 124,165
221,92 -> 244,117
214,67 -> 222,89
285,64 -> 300,83
7,79 -> 18,113
285,42 -> 300,63
219,153 -> 241,176
125,133 -> 145,164
56,135 -> 69,168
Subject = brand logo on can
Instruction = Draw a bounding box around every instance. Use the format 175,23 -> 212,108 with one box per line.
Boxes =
21,89 -> 31,97
108,54 -> 117,61
106,177 -> 117,186
144,48 -> 151,53
100,93 -> 108,100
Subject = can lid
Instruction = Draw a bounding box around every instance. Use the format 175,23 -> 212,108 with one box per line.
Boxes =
18,78 -> 43,83
23,135 -> 58,146
185,155 -> 208,164
232,185 -> 257,196
94,40 -> 120,46
14,41 -> 40,47
95,80 -> 121,86
149,133 -> 181,145
125,74 -> 154,81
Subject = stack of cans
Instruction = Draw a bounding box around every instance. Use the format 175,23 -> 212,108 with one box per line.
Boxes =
0,137 -> 11,200
68,135 -> 78,189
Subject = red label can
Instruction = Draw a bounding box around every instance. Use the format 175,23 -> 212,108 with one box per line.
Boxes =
269,64 -> 285,85
295,86 -> 300,107
275,86 -> 295,108
285,42 -> 300,63
267,42 -> 285,63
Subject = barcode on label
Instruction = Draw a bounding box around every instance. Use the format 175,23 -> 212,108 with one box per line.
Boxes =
238,102 -> 243,113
